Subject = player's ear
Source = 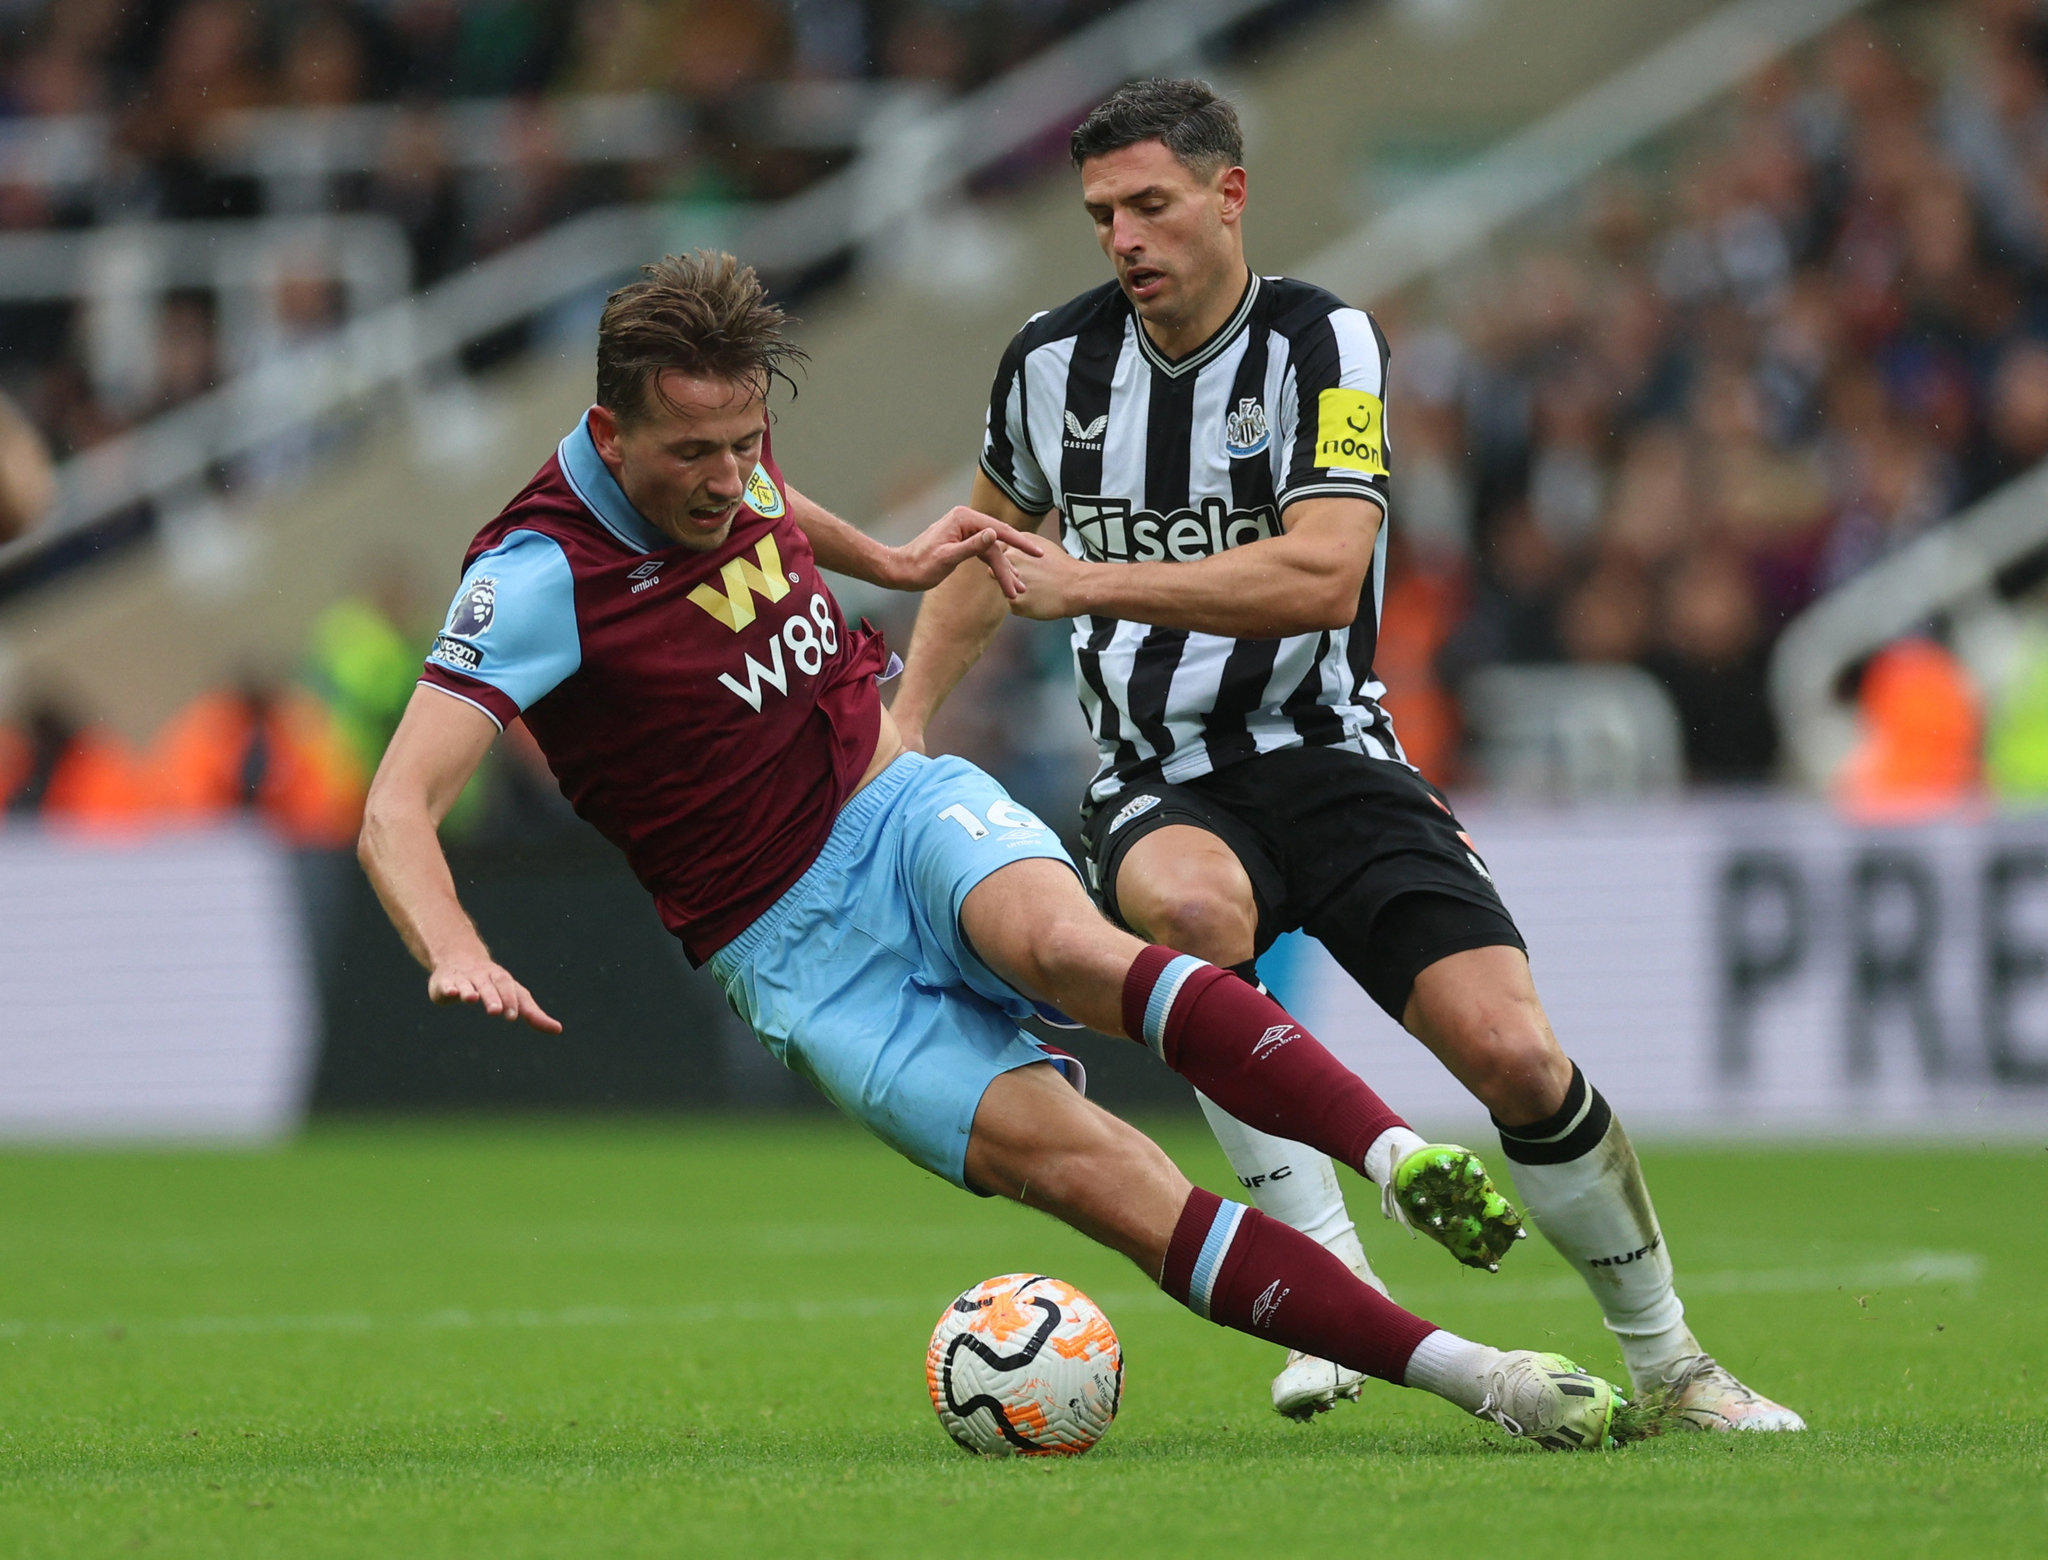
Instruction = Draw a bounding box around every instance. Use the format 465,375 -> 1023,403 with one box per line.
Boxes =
588,402 -> 622,462
1217,165 -> 1247,225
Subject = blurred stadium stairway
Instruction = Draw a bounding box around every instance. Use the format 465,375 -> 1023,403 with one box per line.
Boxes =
0,0 -> 1735,740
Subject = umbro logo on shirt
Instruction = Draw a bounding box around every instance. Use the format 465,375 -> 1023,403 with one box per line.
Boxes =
629,560 -> 664,594
1064,410 -> 1107,450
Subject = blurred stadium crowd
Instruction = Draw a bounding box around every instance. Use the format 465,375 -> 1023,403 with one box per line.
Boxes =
12,0 -> 2048,836
1369,1 -> 2048,794
0,0 -> 1124,465
0,577 -> 576,841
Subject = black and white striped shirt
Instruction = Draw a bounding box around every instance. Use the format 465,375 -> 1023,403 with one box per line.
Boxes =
980,271 -> 1404,806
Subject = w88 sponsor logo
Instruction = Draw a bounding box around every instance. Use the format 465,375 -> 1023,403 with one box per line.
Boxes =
718,592 -> 841,711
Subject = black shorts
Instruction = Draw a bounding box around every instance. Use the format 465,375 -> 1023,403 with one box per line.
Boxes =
1079,744 -> 1524,1022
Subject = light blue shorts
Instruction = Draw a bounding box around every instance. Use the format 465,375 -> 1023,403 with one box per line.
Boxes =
708,753 -> 1078,1189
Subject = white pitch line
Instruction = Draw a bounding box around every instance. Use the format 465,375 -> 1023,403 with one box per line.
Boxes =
1382,1251 -> 1986,1307
0,1253 -> 1984,1345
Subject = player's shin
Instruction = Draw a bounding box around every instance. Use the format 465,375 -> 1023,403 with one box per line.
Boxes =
1494,1063 -> 1696,1391
1157,1185 -> 1431,1384
1193,1092 -> 1382,1290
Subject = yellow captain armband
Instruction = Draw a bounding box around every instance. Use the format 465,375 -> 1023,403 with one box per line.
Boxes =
1314,388 -> 1387,476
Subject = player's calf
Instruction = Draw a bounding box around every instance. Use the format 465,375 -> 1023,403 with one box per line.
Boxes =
1405,945 -> 1573,1126
963,1062 -> 1185,1271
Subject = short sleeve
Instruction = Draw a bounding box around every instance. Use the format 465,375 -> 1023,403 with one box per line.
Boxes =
419,528 -> 581,728
1277,307 -> 1391,518
978,321 -> 1054,515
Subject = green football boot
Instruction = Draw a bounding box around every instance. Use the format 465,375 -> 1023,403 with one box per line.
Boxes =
1476,1351 -> 1635,1450
1385,1143 -> 1526,1271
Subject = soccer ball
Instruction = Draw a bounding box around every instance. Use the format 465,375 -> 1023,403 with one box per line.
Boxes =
925,1274 -> 1122,1456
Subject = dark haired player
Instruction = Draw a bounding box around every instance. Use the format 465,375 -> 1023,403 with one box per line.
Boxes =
892,80 -> 1802,1432
359,250 -> 1642,1451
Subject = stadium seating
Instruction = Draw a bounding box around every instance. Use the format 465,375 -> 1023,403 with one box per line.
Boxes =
0,0 -> 1728,821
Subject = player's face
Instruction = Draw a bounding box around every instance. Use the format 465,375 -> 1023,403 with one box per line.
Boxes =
590,371 -> 767,552
1079,141 -> 1246,325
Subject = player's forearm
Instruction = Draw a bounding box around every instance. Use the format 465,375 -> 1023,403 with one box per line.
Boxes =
786,488 -> 905,588
357,800 -> 490,972
1067,541 -> 1359,638
893,562 -> 1010,736
1045,496 -> 1382,637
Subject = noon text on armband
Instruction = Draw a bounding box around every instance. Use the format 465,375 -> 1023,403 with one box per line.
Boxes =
1065,495 -> 1282,564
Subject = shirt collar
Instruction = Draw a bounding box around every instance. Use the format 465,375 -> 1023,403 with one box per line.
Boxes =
557,410 -> 669,554
1131,270 -> 1261,379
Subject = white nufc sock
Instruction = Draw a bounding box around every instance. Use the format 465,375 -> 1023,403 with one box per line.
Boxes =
1195,1090 -> 1388,1295
1495,1064 -> 1698,1392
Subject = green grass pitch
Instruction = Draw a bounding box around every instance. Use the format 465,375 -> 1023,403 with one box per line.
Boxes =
1,1117 -> 2042,1558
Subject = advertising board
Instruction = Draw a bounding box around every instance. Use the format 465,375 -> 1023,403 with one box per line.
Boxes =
1278,800 -> 2048,1137
0,828 -> 313,1139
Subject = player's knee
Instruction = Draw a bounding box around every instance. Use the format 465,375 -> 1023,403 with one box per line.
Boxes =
1450,999 -> 1568,1121
1014,911 -> 1121,999
1126,886 -> 1255,965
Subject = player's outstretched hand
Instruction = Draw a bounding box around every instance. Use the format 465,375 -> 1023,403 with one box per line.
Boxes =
997,537 -> 1094,620
892,506 -> 1044,597
428,957 -> 564,1033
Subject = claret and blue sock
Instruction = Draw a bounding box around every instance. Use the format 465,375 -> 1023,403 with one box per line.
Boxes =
1157,1186 -> 1437,1382
1155,1185 -> 1514,1411
1120,944 -> 1414,1183
1123,947 -> 1635,1434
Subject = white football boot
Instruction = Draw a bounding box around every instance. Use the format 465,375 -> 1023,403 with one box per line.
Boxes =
1473,1351 -> 1626,1450
1658,1354 -> 1806,1431
1272,1350 -> 1366,1420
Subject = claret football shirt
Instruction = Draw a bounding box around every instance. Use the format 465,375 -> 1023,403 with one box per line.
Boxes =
419,412 -> 892,963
